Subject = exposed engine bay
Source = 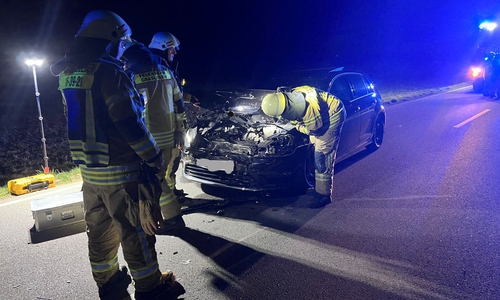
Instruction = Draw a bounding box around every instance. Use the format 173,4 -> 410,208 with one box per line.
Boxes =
185,90 -> 308,161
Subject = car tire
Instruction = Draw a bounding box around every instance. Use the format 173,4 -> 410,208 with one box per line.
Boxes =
366,114 -> 385,152
303,146 -> 315,189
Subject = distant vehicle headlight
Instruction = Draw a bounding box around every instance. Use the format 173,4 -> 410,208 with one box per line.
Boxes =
470,67 -> 483,78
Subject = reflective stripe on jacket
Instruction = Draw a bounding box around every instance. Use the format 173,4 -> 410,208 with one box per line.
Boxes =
58,57 -> 160,185
134,67 -> 185,148
292,85 -> 345,153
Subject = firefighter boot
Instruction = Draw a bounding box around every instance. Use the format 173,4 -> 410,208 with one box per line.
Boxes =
135,271 -> 186,300
156,215 -> 186,236
98,266 -> 132,300
173,188 -> 187,197
308,193 -> 331,209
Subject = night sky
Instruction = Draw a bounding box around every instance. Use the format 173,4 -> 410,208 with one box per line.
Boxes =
1,0 -> 500,125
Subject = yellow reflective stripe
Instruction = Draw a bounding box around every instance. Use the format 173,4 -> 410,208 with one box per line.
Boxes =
152,131 -> 175,147
129,262 -> 159,280
70,139 -> 110,166
83,142 -> 108,152
134,70 -> 171,84
73,153 -> 109,166
303,114 -> 321,127
80,164 -> 140,185
315,173 -> 331,181
329,114 -> 341,128
69,140 -> 83,148
91,255 -> 119,274
128,229 -> 159,280
129,135 -> 159,158
159,192 -> 177,207
70,152 -> 85,161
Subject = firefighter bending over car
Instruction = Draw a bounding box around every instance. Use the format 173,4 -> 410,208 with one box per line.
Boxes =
121,37 -> 187,236
50,10 -> 185,300
261,86 -> 346,208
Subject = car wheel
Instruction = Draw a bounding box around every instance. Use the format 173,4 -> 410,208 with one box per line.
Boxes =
304,146 -> 315,189
367,114 -> 385,152
283,145 -> 315,195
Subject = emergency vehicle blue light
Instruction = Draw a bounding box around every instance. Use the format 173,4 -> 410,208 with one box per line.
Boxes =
479,21 -> 497,31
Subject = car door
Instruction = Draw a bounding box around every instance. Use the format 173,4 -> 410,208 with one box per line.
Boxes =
328,74 -> 359,159
348,73 -> 377,145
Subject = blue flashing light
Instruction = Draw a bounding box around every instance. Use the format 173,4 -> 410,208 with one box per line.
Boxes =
479,21 -> 498,31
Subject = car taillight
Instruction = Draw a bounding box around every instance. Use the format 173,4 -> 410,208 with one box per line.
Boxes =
470,67 -> 483,78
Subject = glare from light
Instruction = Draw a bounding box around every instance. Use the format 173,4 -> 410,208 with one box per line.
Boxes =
470,67 -> 483,78
185,127 -> 197,148
25,58 -> 44,67
479,21 -> 497,31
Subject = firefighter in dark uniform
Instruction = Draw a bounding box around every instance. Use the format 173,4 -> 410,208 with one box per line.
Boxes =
51,10 -> 185,300
261,86 -> 346,208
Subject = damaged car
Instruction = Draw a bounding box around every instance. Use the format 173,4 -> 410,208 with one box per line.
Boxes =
182,68 -> 386,192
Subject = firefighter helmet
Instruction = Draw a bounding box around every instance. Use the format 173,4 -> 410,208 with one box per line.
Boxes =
262,91 -> 306,120
121,38 -> 142,52
149,32 -> 180,50
261,92 -> 286,117
76,10 -> 131,43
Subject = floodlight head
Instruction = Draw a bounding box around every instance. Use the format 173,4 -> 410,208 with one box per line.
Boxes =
25,58 -> 44,67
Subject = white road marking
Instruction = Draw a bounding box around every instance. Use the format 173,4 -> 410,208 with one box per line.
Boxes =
453,109 -> 491,128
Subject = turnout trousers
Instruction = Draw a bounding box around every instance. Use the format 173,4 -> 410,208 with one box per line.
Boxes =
312,110 -> 346,197
159,145 -> 182,220
83,181 -> 161,292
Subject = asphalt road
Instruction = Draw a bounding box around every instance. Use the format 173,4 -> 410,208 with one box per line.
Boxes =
1,86 -> 500,300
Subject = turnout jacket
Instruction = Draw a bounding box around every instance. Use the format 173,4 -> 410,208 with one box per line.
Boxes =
133,59 -> 186,148
57,56 -> 161,185
292,85 -> 345,154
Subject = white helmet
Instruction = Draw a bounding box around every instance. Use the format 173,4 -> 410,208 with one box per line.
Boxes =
76,10 -> 131,43
149,32 -> 180,50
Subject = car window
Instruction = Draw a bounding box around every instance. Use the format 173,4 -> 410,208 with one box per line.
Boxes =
329,75 -> 353,104
348,74 -> 368,99
362,75 -> 376,95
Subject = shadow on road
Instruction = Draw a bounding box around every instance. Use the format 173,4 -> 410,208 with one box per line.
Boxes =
174,227 -> 428,299
177,228 -> 264,279
28,222 -> 86,244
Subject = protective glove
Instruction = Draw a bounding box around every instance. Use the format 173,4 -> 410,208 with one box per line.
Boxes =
138,160 -> 166,235
295,123 -> 308,135
174,131 -> 185,150
290,120 -> 298,125
139,200 -> 165,235
146,151 -> 166,181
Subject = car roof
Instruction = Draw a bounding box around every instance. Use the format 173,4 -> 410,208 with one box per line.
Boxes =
261,67 -> 367,91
